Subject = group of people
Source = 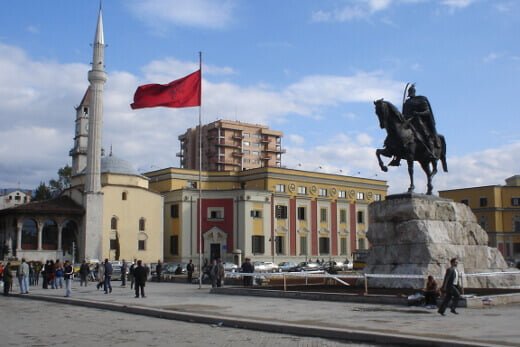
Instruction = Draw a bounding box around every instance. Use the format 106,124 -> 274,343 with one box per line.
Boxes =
1,258 -> 73,297
418,257 -> 462,315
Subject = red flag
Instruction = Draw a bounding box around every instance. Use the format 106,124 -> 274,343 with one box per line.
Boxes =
131,70 -> 201,109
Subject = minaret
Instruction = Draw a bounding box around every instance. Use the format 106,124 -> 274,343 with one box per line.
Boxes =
70,87 -> 91,175
83,6 -> 107,261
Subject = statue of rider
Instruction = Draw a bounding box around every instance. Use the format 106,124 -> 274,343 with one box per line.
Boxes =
389,83 -> 439,166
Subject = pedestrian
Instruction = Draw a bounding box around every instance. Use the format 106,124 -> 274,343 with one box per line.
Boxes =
3,262 -> 12,296
79,260 -> 90,287
42,260 -> 49,289
120,259 -> 127,287
18,258 -> 30,294
33,262 -> 41,286
133,260 -> 147,298
28,262 -> 34,286
54,259 -> 64,289
103,259 -> 113,294
63,260 -> 73,297
241,258 -> 255,287
129,259 -> 136,290
155,260 -> 162,282
186,259 -> 194,283
438,258 -> 462,316
96,262 -> 105,290
210,258 -> 225,288
47,260 -> 56,289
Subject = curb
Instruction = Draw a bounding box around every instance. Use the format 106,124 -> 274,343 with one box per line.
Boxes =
11,293 -> 502,347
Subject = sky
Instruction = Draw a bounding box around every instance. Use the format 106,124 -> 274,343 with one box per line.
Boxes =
0,0 -> 519,195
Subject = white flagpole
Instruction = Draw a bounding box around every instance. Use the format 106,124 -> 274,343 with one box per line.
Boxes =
198,51 -> 203,289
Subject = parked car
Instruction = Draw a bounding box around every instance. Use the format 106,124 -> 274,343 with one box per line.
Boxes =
323,261 -> 343,274
223,262 -> 238,272
278,261 -> 298,272
288,261 -> 322,272
253,261 -> 280,273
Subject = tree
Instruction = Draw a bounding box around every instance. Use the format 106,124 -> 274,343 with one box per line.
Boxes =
48,165 -> 72,197
33,181 -> 52,201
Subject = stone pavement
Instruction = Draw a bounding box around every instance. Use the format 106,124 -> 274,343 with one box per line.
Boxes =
5,280 -> 520,347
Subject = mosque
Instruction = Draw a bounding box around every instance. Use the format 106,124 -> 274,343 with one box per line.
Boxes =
0,8 -> 387,266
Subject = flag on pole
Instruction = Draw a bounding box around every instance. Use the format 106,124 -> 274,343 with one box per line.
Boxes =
130,70 -> 201,109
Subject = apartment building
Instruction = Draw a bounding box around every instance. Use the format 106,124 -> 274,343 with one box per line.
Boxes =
177,120 -> 284,172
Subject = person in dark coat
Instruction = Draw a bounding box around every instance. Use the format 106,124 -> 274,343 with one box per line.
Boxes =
155,260 -> 162,282
186,259 -> 195,283
438,258 -> 462,316
133,260 -> 147,298
103,259 -> 113,294
240,258 -> 255,286
79,260 -> 90,287
3,262 -> 12,296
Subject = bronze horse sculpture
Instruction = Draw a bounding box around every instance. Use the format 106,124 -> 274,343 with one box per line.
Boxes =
374,99 -> 447,195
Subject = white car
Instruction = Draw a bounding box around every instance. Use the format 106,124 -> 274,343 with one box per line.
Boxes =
253,261 -> 280,272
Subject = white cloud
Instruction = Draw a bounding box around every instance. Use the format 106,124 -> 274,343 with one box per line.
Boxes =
126,0 -> 236,30
287,134 -> 305,145
440,0 -> 476,9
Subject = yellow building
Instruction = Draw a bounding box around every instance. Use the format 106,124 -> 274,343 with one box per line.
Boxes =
439,175 -> 520,260
145,167 -> 387,264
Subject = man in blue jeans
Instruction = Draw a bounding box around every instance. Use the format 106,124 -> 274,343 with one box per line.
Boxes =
103,259 -> 113,294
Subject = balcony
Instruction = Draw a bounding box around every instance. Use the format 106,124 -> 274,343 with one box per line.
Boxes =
217,159 -> 241,166
233,133 -> 243,140
176,152 -> 184,157
264,147 -> 286,154
260,137 -> 271,143
232,151 -> 244,157
215,140 -> 241,149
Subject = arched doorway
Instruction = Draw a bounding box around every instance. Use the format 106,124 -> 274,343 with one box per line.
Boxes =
62,220 -> 78,262
21,219 -> 38,250
42,219 -> 58,250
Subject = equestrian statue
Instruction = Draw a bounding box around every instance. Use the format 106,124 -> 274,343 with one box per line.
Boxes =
374,83 -> 447,195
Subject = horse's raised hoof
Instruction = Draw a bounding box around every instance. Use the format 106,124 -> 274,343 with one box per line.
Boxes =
381,166 -> 388,172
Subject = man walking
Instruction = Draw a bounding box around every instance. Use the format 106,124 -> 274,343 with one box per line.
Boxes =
103,259 -> 113,294
133,260 -> 147,298
120,259 -> 127,287
63,260 -> 73,297
438,258 -> 462,316
19,258 -> 29,294
186,259 -> 194,283
79,260 -> 90,287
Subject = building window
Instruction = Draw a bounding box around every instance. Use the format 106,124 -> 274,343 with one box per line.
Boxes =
170,235 -> 179,255
357,211 -> 364,224
138,240 -> 146,251
275,236 -> 284,255
275,184 -> 285,193
479,216 -> 487,230
300,236 -> 308,256
340,237 -> 347,255
275,205 -> 288,219
320,208 -> 327,222
252,235 -> 265,254
250,210 -> 262,218
243,141 -> 250,146
511,198 -> 520,206
338,191 -> 346,198
297,207 -> 306,220
319,237 -> 330,254
480,197 -> 488,207
358,238 -> 366,250
122,192 -> 127,200
374,194 -> 381,201
356,192 -> 365,200
110,239 -> 117,250
318,188 -> 327,197
139,218 -> 145,231
171,204 -> 179,218
514,218 -> 520,232
297,186 -> 307,195
208,208 -> 224,220
461,199 -> 469,206
111,217 -> 118,230
340,209 -> 347,224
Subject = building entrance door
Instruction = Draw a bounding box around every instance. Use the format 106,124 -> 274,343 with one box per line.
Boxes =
210,243 -> 221,261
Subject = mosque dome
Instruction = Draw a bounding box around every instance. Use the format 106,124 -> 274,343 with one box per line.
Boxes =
101,154 -> 140,176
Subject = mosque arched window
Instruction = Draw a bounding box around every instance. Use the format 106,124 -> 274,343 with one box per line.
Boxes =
111,217 -> 118,230
139,218 -> 146,232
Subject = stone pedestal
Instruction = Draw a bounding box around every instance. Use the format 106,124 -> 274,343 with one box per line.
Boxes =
364,194 -> 520,288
